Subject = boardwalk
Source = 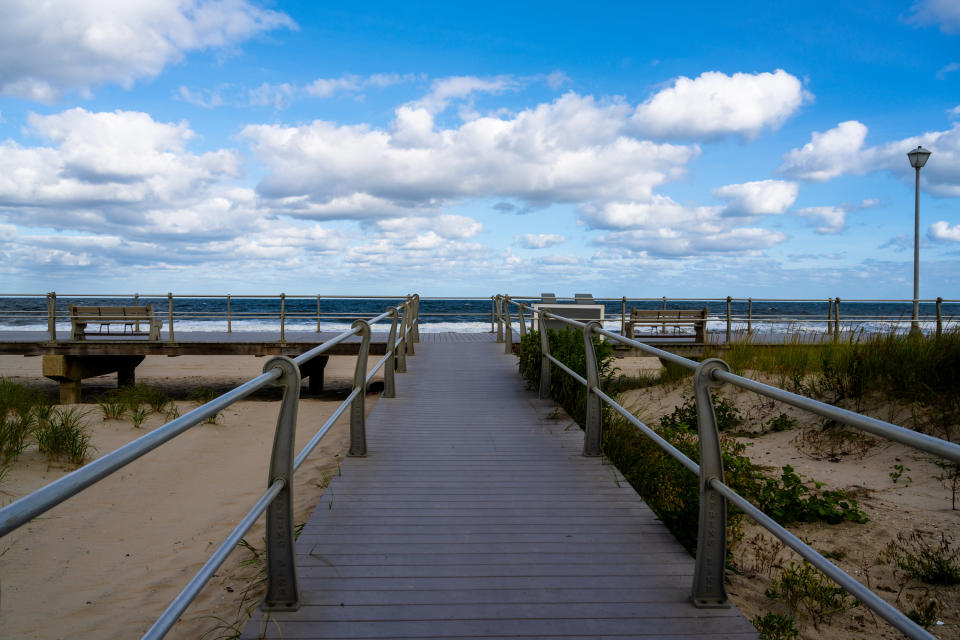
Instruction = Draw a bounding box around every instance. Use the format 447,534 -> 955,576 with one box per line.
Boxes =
241,337 -> 758,639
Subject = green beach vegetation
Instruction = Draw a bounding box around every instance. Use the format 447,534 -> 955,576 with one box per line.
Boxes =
1,379 -> 92,472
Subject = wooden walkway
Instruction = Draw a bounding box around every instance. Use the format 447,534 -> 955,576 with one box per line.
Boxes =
241,340 -> 758,639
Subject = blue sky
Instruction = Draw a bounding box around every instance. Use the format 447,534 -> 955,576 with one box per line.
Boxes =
0,0 -> 958,298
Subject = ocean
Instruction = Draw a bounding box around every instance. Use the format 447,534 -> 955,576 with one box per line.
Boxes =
1,295 -> 957,336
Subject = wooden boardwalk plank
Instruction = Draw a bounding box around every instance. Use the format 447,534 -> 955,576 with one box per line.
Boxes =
241,340 -> 757,639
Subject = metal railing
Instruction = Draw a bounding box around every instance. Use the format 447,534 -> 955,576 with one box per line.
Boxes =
486,294 -> 959,342
0,294 -> 421,639
496,294 -> 960,640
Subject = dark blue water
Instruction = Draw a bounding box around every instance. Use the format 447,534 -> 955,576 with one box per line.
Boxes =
0,296 -> 956,334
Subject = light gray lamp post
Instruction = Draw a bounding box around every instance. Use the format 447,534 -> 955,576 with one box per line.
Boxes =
907,145 -> 931,335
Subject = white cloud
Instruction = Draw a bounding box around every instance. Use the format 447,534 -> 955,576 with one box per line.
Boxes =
712,179 -> 799,216
937,62 -> 960,80
929,220 -> 960,242
779,120 -> 869,181
908,0 -> 960,33
377,214 -> 482,239
177,85 -> 224,108
241,92 -> 698,213
597,226 -> 785,257
795,206 -> 848,234
950,105 -> 960,119
414,75 -> 516,114
0,0 -> 295,102
248,82 -> 295,109
780,120 -> 960,196
631,69 -> 810,140
517,233 -> 565,249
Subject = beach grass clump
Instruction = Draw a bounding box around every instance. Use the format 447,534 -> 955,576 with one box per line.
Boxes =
0,379 -> 48,468
765,561 -> 859,628
878,530 -> 960,585
35,407 -> 92,465
98,384 -> 178,426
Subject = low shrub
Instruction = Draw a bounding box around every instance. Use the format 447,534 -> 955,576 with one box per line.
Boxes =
765,561 -> 859,627
751,612 -> 799,640
878,530 -> 960,585
751,465 -> 868,525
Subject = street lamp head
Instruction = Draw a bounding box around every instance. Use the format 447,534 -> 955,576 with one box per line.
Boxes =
907,145 -> 931,169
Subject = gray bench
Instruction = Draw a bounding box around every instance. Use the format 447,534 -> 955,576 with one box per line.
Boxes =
69,305 -> 162,340
625,308 -> 708,343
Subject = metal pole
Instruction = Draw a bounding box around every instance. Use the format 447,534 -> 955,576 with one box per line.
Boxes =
691,358 -> 731,608
383,307 -> 399,398
397,303 -> 408,373
621,296 -> 626,337
827,297 -> 833,336
725,296 -> 732,343
227,295 -> 232,333
280,293 -> 286,343
937,297 -> 943,337
662,296 -> 667,333
503,295 -> 513,355
490,297 -> 495,333
412,294 -> 420,343
134,293 -> 141,332
747,298 -> 753,334
834,297 -> 840,340
167,292 -> 175,343
316,295 -> 321,333
348,319 -> 371,457
47,292 -> 57,343
582,321 -> 602,457
539,311 -> 552,400
403,296 -> 415,356
496,296 -> 504,343
912,166 -> 921,335
518,304 -> 527,338
260,356 -> 301,611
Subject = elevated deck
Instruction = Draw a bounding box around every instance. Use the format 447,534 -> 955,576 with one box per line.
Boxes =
242,339 -> 757,638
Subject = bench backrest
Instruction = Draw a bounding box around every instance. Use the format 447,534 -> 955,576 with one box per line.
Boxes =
70,305 -> 155,322
630,308 -> 707,320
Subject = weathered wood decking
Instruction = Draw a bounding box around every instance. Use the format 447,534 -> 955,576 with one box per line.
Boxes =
241,338 -> 758,639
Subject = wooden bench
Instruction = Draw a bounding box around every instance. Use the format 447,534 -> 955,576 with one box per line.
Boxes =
625,308 -> 708,343
69,305 -> 162,341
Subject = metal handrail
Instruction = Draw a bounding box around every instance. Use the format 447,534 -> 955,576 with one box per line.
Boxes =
500,294 -> 959,640
0,294 -> 421,639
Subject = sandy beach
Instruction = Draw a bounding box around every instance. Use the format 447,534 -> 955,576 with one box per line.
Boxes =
0,354 -> 381,639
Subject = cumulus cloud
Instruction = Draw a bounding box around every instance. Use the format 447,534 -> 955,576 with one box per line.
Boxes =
929,220 -> 960,242
631,70 -> 810,140
248,82 -> 295,109
517,233 -> 565,249
413,75 -> 517,114
0,0 -> 295,102
779,120 -> 869,181
242,92 -> 698,211
712,180 -> 799,216
597,226 -> 785,257
908,0 -> 960,33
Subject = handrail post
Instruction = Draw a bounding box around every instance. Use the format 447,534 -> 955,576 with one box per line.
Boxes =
747,297 -> 753,334
489,297 -> 495,333
495,296 -> 504,343
47,292 -> 57,343
227,294 -> 232,333
539,312 -> 551,400
936,297 -> 943,337
518,303 -> 527,338
404,297 -> 415,357
827,297 -> 833,336
260,356 -> 302,611
503,295 -> 513,355
662,296 -> 667,333
396,304 -> 408,372
691,358 -> 731,608
316,295 -> 322,333
384,307 -> 399,398
621,296 -> 626,337
348,319 -> 372,457
725,296 -> 732,343
167,292 -> 175,343
134,293 -> 141,332
834,297 -> 840,340
412,294 -> 420,343
582,320 -> 602,456
280,293 -> 286,343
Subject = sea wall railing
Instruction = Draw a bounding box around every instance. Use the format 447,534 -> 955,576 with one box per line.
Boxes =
496,294 -> 960,640
0,294 -> 421,639
487,294 -> 958,341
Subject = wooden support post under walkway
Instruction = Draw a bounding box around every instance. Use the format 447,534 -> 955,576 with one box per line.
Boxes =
242,335 -> 757,639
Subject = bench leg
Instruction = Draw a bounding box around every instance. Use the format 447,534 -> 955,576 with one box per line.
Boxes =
299,355 -> 329,394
